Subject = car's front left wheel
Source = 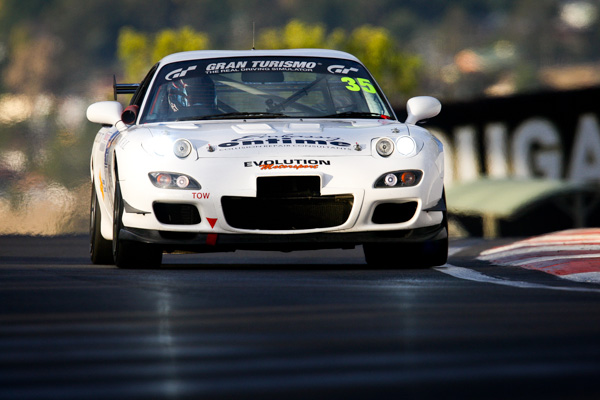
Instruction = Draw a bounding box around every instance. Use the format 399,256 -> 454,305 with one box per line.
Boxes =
363,234 -> 448,269
364,191 -> 449,269
112,182 -> 162,269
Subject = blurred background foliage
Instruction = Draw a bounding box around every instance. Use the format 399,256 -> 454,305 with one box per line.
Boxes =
253,21 -> 422,96
118,20 -> 422,97
118,26 -> 211,82
1,0 -> 599,234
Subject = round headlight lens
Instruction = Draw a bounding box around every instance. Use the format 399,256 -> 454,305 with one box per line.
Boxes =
156,173 -> 172,187
173,139 -> 193,158
384,173 -> 398,187
376,138 -> 395,157
176,175 -> 190,188
146,136 -> 171,156
396,136 -> 416,156
400,171 -> 416,186
149,172 -> 201,189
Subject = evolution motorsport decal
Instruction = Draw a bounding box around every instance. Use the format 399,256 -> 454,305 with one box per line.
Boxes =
244,159 -> 331,170
218,134 -> 352,151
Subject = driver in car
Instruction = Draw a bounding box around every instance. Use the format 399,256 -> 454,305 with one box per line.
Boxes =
167,74 -> 218,115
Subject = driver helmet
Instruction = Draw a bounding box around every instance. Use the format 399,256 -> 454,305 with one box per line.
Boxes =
168,75 -> 216,112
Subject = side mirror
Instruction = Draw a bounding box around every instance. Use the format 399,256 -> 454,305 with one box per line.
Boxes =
405,96 -> 441,125
87,101 -> 124,126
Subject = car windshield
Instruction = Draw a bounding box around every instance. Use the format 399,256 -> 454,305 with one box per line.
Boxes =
139,56 -> 395,123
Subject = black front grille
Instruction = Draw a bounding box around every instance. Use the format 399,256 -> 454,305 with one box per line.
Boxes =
153,203 -> 201,225
222,195 -> 354,230
372,202 -> 418,224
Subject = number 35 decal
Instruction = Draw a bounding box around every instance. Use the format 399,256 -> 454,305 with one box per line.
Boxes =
341,77 -> 376,93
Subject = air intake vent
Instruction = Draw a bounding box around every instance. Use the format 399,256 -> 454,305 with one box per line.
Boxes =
372,202 -> 418,224
153,203 -> 201,225
222,195 -> 353,230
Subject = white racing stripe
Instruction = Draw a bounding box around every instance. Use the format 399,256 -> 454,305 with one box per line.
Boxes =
473,229 -> 600,283
480,244 -> 600,259
510,253 -> 600,266
435,264 -> 600,293
566,272 -> 600,283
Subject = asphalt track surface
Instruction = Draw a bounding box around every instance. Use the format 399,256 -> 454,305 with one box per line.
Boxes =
1,235 -> 600,399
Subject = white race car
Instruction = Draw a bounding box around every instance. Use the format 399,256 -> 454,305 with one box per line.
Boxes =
87,49 -> 447,268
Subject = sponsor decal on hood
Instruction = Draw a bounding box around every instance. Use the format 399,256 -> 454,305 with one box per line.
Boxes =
218,134 -> 351,151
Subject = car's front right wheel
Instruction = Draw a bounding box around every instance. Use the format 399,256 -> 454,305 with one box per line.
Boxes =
90,182 -> 113,265
112,182 -> 162,269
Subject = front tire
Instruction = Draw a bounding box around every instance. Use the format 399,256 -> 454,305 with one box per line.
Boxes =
113,182 -> 162,269
90,182 -> 113,265
364,193 -> 449,268
364,233 -> 448,269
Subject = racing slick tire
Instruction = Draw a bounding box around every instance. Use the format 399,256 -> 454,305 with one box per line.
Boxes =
113,182 -> 162,269
90,182 -> 113,265
364,200 -> 448,269
363,231 -> 448,268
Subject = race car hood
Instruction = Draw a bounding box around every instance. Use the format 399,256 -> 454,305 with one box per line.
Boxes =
142,119 -> 409,158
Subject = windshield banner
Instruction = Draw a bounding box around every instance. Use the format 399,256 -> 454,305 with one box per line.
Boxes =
158,57 -> 365,81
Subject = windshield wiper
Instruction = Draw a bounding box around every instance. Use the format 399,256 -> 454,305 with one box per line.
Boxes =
317,111 -> 392,119
176,112 -> 286,121
205,112 -> 287,119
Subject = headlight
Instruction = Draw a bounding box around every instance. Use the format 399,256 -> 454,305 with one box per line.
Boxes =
149,172 -> 201,189
146,136 -> 172,156
400,171 -> 417,185
374,170 -> 422,188
173,138 -> 193,158
383,173 -> 398,187
396,136 -> 416,156
175,175 -> 190,188
375,137 -> 395,157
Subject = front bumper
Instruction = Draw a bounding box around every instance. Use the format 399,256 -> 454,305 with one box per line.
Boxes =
119,221 -> 447,253
115,130 -> 445,237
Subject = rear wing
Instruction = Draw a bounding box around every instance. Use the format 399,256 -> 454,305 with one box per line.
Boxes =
113,75 -> 139,100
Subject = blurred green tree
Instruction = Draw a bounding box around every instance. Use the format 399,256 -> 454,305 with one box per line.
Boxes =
257,20 -> 328,49
117,26 -> 210,82
345,25 -> 422,99
256,20 -> 422,101
117,27 -> 150,83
